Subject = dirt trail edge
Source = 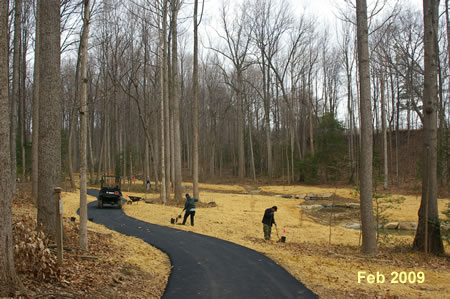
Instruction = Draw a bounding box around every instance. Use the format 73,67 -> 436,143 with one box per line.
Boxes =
86,189 -> 318,299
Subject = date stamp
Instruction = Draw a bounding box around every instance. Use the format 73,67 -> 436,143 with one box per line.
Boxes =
357,271 -> 425,284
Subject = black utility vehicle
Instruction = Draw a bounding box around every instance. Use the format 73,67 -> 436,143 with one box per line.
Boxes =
97,176 -> 123,209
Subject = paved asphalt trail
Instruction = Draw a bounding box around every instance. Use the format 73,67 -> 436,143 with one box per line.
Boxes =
86,189 -> 318,299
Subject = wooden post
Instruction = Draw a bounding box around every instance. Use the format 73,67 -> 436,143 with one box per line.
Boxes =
55,187 -> 63,265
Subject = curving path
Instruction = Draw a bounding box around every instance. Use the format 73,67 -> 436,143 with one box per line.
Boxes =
86,189 -> 317,299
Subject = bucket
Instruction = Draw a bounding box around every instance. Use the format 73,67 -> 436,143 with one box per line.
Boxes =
170,218 -> 175,224
280,236 -> 286,243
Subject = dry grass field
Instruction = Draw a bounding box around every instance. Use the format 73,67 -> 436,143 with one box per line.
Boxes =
115,183 -> 450,299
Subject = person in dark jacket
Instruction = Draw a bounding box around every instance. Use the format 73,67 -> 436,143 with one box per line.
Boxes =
262,206 -> 277,240
182,193 -> 198,226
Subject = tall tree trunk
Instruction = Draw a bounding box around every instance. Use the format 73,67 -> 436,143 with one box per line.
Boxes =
11,0 -> 23,193
192,0 -> 199,199
128,95 -> 132,189
0,0 -> 24,294
356,0 -> 377,256
442,0 -> 450,185
171,0 -> 182,201
262,57 -> 272,178
380,74 -> 388,190
447,0 -> 450,82
308,71 -> 315,156
88,110 -> 95,184
413,0 -> 444,255
106,106 -> 111,175
237,74 -> 245,179
67,103 -> 77,189
150,113 -> 159,189
102,94 -> 107,177
96,130 -> 104,183
347,68 -> 355,184
31,0 -> 40,202
37,0 -> 61,238
163,0 -> 170,199
159,0 -> 167,203
79,0 -> 90,251
114,89 -> 119,177
68,51 -> 81,189
20,4 -> 28,182
248,105 -> 256,182
142,28 -> 150,187
395,75 -> 400,184
290,107 -> 295,184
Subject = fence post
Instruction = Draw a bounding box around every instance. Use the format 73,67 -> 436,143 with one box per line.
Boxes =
55,187 -> 63,265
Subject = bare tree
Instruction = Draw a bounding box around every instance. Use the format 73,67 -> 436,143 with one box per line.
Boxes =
11,0 -> 23,193
67,68 -> 79,190
338,22 -> 357,183
163,0 -> 170,199
413,0 -> 444,255
79,0 -> 91,251
212,1 -> 253,179
0,0 -> 24,294
31,0 -> 40,203
250,0 -> 290,179
19,0 -> 30,183
37,0 -> 62,237
171,0 -> 182,201
356,0 -> 377,256
159,0 -> 168,203
192,0 -> 200,198
264,20 -> 311,184
379,72 -> 388,189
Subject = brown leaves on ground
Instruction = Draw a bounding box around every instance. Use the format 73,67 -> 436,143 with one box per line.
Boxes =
13,216 -> 60,281
12,188 -> 167,299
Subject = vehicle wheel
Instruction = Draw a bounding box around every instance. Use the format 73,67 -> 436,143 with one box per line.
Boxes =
117,198 -> 123,209
97,197 -> 103,209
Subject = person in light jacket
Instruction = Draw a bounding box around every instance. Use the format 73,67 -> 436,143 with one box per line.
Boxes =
261,206 -> 277,240
182,193 -> 198,226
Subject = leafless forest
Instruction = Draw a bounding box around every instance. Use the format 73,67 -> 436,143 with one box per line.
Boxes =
1,0 -> 450,294
6,0 -> 450,193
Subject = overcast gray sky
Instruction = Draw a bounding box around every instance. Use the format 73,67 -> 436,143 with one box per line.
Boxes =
198,0 -> 424,44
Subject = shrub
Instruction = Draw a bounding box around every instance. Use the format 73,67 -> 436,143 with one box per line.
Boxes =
442,203 -> 450,245
13,216 -> 60,281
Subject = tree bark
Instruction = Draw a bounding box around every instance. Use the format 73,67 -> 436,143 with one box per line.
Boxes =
11,0 -> 23,193
79,0 -> 90,251
380,74 -> 388,190
193,0 -> 199,199
159,0 -> 167,203
67,100 -> 77,190
262,57 -> 273,179
88,109 -> 95,184
163,0 -> 171,199
0,0 -> 24,294
171,0 -> 182,201
413,0 -> 444,255
68,47 -> 81,190
31,0 -> 40,203
248,104 -> 256,181
37,0 -> 62,238
356,0 -> 377,256
20,2 -> 28,182
237,73 -> 245,179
